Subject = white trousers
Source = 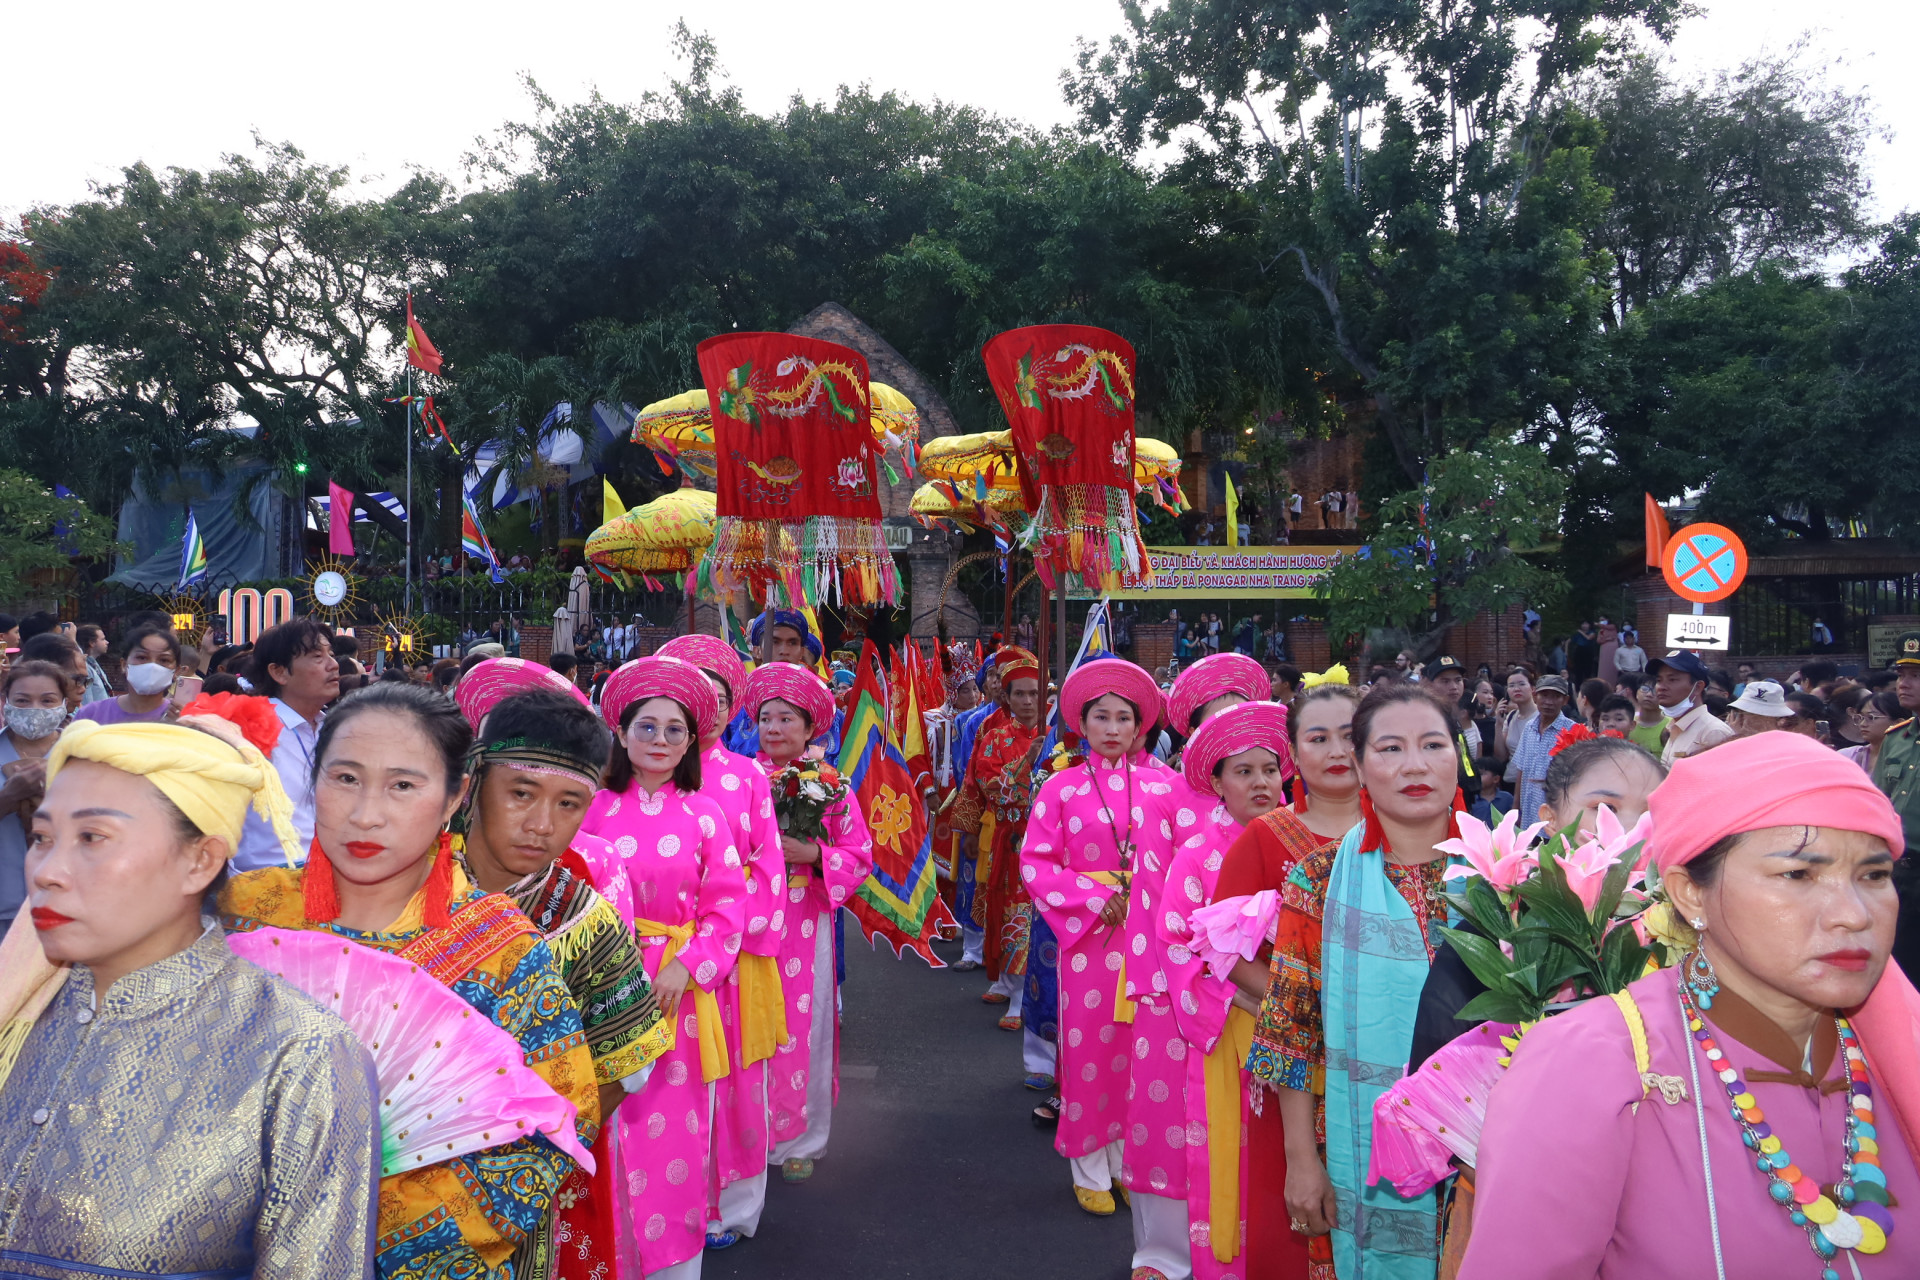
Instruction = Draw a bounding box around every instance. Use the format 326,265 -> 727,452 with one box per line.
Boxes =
1131,1189 -> 1193,1279
1069,1138 -> 1125,1191
1024,1026 -> 1056,1076
961,925 -> 986,965
711,1169 -> 768,1237
646,1256 -> 701,1280
772,921 -> 835,1163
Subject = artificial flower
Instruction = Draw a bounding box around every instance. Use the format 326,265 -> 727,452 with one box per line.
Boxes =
1439,808 -> 1546,890
180,691 -> 282,756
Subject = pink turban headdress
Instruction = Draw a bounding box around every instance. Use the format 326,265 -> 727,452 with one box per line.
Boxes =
656,634 -> 747,699
1168,652 -> 1270,736
1182,699 -> 1293,794
454,656 -> 591,733
600,656 -> 720,743
739,661 -> 835,737
1059,658 -> 1161,730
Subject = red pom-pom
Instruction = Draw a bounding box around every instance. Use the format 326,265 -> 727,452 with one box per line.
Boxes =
1549,723 -> 1597,757
181,691 -> 282,757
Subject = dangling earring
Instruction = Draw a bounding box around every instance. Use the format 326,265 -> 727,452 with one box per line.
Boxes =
1685,942 -> 1720,1010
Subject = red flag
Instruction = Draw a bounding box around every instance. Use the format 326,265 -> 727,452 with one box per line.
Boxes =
405,294 -> 443,376
327,481 -> 357,556
1644,494 -> 1671,568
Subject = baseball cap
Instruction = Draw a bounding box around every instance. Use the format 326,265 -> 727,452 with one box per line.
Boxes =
1728,680 -> 1794,718
1535,675 -> 1573,695
1425,655 -> 1466,680
1649,651 -> 1713,683
1896,631 -> 1920,668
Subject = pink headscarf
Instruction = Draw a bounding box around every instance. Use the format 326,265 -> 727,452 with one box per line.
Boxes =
656,634 -> 746,699
739,661 -> 835,738
1182,699 -> 1292,793
1647,731 -> 1920,1161
1168,652 -> 1270,735
600,656 -> 720,743
454,656 -> 590,732
1647,732 -> 1904,873
1059,658 -> 1161,731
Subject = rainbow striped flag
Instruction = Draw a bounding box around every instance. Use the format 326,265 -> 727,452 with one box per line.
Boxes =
461,495 -> 505,583
838,642 -> 955,967
177,511 -> 208,588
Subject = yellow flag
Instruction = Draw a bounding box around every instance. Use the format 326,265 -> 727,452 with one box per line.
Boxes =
603,478 -> 626,523
1224,472 -> 1239,547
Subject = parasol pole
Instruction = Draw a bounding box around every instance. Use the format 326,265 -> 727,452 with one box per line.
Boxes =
1055,581 -> 1068,681
404,356 -> 413,615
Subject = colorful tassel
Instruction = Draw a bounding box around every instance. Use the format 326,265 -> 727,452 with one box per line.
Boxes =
303,837 -> 341,923
424,832 -> 455,928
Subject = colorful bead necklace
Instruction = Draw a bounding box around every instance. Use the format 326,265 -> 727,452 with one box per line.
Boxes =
1678,980 -> 1894,1278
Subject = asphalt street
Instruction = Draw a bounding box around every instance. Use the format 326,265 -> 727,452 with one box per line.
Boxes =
707,929 -> 1137,1280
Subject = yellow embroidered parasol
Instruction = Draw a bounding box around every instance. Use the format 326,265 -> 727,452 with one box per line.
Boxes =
633,383 -> 923,483
918,432 -> 1187,513
584,486 -> 717,576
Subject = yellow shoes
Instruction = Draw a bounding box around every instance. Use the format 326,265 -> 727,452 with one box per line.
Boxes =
1074,1185 -> 1116,1216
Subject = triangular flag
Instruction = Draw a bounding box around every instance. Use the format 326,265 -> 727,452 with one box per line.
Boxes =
1224,472 -> 1240,547
327,481 -> 357,556
603,478 -> 627,523
405,293 -> 444,376
1644,494 -> 1671,568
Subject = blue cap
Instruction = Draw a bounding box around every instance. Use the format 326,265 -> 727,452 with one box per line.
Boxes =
1649,650 -> 1712,683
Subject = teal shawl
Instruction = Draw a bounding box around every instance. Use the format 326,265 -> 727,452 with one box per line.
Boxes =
1321,822 -> 1445,1279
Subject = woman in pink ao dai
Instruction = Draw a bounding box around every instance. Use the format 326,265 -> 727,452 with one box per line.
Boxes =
581,658 -> 746,1280
740,661 -> 874,1184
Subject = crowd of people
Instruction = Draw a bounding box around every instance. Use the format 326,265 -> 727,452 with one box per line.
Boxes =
3,602 -> 1919,1280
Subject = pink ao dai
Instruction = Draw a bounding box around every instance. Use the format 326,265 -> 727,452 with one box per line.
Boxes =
1157,804 -> 1253,1278
578,780 -> 746,1279
756,753 -> 875,1150
704,744 -> 787,1187
1022,756 -> 1179,1169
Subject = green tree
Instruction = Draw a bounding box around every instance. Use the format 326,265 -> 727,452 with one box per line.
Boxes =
1316,442 -> 1564,655
0,471 -> 120,604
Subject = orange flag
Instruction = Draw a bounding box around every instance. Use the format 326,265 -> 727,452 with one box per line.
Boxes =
405,294 -> 443,376
1644,494 -> 1671,568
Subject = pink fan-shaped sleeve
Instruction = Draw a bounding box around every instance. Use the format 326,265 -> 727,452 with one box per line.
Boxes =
817,792 -> 874,910
679,795 -> 747,994
1021,768 -> 1111,944
1157,833 -> 1234,1053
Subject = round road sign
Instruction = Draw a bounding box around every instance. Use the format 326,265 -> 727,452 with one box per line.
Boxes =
1661,523 -> 1748,604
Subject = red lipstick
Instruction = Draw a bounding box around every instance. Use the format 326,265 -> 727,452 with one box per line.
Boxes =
344,842 -> 386,860
1817,949 -> 1872,972
31,907 -> 73,930
1401,784 -> 1435,798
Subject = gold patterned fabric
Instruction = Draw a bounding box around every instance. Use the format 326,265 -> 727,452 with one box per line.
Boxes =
0,925 -> 379,1278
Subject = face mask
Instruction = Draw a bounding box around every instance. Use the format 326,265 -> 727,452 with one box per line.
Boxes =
125,662 -> 176,695
1663,697 -> 1693,720
6,704 -> 67,740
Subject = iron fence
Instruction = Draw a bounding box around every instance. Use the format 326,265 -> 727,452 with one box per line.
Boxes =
1724,576 -> 1920,656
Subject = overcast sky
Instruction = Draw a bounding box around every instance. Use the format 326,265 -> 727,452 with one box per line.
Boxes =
9,1 -> 1914,231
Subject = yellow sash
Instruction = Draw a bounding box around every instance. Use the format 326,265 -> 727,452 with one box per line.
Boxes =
1206,1006 -> 1256,1262
1088,870 -> 1137,1024
736,952 -> 790,1066
633,917 -> 731,1084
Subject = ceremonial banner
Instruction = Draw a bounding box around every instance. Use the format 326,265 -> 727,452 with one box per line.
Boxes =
698,333 -> 898,607
981,324 -> 1149,590
837,642 -> 955,967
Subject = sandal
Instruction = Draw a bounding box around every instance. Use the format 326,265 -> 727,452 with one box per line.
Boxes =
781,1157 -> 814,1183
981,991 -> 1011,1005
1023,1072 -> 1056,1092
1032,1095 -> 1061,1129
705,1230 -> 742,1250
998,1014 -> 1023,1031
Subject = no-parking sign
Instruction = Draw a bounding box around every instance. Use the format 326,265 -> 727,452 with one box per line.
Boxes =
1661,523 -> 1748,604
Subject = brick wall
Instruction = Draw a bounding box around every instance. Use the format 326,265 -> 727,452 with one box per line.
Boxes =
519,623 -> 553,667
1286,619 -> 1331,673
1131,623 -> 1176,674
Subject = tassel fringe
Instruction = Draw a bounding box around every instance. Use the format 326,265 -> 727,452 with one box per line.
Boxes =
1019,484 -> 1154,590
303,837 -> 341,923
703,514 -> 900,608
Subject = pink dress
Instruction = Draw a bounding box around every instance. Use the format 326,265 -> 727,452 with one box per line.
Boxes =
755,753 -> 875,1155
1463,964 -> 1920,1279
1158,804 -> 1253,1278
579,780 -> 746,1278
703,744 -> 787,1189
1022,755 -> 1176,1164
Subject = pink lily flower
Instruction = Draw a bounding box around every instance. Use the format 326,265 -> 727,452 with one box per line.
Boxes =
1556,806 -> 1650,909
1439,809 -> 1546,890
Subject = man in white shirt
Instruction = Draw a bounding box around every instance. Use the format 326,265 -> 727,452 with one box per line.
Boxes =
233,618 -> 341,871
1613,627 -> 1648,683
1649,650 -> 1734,765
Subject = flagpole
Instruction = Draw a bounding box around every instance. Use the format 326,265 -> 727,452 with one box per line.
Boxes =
404,289 -> 414,616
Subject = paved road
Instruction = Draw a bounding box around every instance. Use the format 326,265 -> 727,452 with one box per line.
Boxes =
707,929 -> 1136,1280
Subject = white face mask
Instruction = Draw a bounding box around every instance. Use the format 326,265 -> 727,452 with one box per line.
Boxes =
125,662 -> 176,695
1663,697 -> 1693,720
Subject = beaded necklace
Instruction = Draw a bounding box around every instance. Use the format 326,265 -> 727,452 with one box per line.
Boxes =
1094,752 -> 1137,870
1678,977 -> 1894,1278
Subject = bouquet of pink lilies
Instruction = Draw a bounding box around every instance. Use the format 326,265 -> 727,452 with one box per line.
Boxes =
1368,806 -> 1659,1197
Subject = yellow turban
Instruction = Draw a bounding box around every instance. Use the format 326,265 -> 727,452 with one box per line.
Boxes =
1301,663 -> 1351,689
47,719 -> 302,867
